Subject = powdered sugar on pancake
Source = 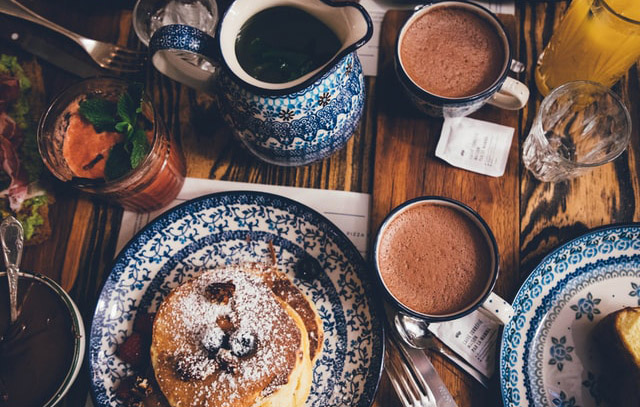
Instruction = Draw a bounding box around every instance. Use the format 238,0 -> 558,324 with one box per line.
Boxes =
152,264 -> 303,407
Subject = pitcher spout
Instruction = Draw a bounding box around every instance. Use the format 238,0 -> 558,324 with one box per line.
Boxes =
309,0 -> 373,52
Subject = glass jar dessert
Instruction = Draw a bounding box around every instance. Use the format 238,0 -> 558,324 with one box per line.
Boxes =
38,77 -> 185,212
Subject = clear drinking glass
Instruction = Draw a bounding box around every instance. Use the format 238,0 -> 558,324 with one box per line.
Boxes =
133,0 -> 218,46
522,81 -> 631,183
38,77 -> 186,212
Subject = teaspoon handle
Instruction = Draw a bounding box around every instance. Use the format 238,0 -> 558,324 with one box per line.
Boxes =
0,216 -> 24,323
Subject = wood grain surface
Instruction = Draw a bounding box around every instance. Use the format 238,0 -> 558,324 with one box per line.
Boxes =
1,1 -> 639,406
371,10 -> 520,407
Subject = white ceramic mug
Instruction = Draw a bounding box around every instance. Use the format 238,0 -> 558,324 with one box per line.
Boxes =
395,1 -> 530,117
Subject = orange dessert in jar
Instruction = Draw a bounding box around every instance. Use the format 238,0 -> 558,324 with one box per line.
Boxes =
38,78 -> 185,212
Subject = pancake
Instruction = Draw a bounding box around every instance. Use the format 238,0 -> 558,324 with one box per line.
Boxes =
258,300 -> 312,407
245,263 -> 324,362
151,265 -> 311,407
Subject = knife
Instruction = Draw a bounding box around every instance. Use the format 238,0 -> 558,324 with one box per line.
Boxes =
0,15 -> 104,78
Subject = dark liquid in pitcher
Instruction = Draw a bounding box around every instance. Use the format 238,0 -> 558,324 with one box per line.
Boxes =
235,6 -> 341,83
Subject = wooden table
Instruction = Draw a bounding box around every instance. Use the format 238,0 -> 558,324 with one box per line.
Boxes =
2,1 -> 639,406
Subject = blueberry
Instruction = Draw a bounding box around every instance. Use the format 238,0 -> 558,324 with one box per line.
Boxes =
201,326 -> 227,355
295,256 -> 322,281
230,330 -> 256,357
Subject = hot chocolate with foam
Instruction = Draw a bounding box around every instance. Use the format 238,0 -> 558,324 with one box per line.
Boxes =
377,202 -> 492,315
399,5 -> 505,98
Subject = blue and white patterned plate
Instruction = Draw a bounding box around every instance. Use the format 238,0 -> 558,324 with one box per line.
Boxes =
500,224 -> 640,407
89,191 -> 384,407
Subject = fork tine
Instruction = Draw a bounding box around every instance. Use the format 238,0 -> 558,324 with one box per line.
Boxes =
386,352 -> 415,407
112,46 -> 148,57
387,339 -> 424,407
105,57 -> 146,69
395,350 -> 426,403
395,342 -> 437,404
101,57 -> 146,71
108,52 -> 147,64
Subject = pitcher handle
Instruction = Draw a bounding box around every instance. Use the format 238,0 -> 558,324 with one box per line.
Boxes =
149,24 -> 221,93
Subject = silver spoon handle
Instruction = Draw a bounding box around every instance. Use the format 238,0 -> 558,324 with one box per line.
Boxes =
0,216 -> 23,323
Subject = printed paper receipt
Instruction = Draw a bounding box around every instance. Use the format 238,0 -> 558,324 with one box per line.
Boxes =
429,308 -> 502,379
463,317 -> 498,366
436,117 -> 515,177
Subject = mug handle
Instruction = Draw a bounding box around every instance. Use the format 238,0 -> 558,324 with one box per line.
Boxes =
487,77 -> 530,110
148,24 -> 221,93
478,291 -> 513,325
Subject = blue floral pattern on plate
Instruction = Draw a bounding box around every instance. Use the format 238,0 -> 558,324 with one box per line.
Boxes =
629,282 -> 640,305
551,391 -> 579,407
89,191 -> 384,407
570,293 -> 601,321
500,225 -> 640,407
548,336 -> 574,371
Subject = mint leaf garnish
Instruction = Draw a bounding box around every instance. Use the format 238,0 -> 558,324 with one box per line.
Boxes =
130,128 -> 150,169
104,143 -> 131,181
116,83 -> 144,130
115,121 -> 132,135
117,91 -> 135,127
104,82 -> 149,179
78,98 -> 117,133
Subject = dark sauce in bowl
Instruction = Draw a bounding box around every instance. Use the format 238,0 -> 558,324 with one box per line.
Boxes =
235,6 -> 341,83
0,275 -> 76,406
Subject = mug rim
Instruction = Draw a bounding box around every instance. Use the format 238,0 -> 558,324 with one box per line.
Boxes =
372,196 -> 500,323
394,0 -> 513,105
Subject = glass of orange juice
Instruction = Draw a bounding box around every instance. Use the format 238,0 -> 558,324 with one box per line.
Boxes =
535,0 -> 640,96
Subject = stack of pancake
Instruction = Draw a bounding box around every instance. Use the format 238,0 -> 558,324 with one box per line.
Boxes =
151,263 -> 323,407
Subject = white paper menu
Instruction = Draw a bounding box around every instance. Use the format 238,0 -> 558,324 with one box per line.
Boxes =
115,177 -> 371,258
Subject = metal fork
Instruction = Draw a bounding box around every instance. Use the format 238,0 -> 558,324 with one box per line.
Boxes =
0,0 -> 146,73
386,335 -> 437,407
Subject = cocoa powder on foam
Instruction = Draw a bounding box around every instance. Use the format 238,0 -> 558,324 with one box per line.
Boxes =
400,6 -> 505,98
377,203 -> 491,315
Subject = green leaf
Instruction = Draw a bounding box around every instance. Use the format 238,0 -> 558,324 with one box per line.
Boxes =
115,121 -> 133,136
79,98 -> 117,133
104,143 -> 131,181
116,82 -> 144,127
117,91 -> 135,125
130,128 -> 150,169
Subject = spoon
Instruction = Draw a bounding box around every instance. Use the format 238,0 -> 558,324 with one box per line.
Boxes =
0,216 -> 24,323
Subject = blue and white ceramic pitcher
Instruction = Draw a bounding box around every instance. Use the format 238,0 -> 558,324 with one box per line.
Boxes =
149,0 -> 372,166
